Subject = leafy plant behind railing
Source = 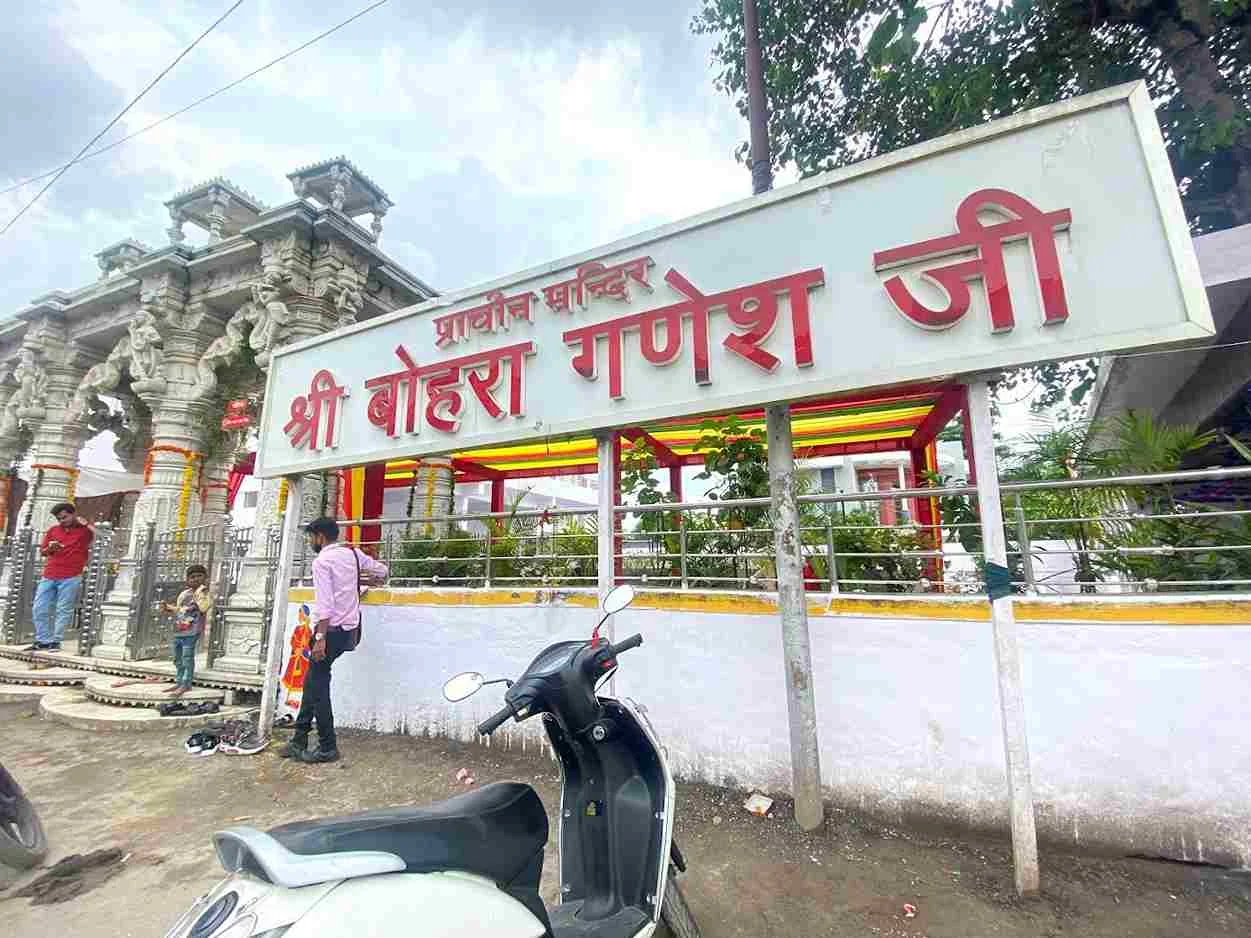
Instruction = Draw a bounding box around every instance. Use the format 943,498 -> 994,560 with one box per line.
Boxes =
619,417 -> 925,591
930,412 -> 1242,593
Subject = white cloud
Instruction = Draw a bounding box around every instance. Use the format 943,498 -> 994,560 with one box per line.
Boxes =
1,1 -> 753,313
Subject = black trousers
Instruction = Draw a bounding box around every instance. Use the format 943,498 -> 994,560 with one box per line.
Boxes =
293,628 -> 351,751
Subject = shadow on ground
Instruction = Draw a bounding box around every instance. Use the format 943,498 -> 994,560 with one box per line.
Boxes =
1,701 -> 1248,937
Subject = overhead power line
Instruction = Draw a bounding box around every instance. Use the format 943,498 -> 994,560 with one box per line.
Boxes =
0,0 -> 249,237
0,0 -> 391,201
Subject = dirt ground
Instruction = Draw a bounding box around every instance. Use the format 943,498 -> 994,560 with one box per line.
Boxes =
2,700 -> 1249,938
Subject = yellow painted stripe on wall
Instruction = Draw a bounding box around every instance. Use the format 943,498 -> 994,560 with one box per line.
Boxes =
285,588 -> 1251,625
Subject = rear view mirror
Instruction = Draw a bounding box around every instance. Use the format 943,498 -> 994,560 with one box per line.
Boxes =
602,584 -> 636,615
443,671 -> 485,702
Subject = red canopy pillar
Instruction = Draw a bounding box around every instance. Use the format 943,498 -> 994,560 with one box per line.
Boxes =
668,464 -> 683,501
490,478 -> 505,515
910,443 -> 943,584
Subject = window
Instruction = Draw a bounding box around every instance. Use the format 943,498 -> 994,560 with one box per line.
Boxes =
243,491 -> 258,508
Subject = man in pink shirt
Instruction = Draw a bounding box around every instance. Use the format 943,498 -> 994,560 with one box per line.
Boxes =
281,517 -> 388,763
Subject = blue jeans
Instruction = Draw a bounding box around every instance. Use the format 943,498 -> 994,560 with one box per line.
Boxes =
32,575 -> 82,645
173,633 -> 199,688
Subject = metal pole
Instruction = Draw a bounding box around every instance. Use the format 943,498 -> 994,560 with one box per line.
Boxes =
967,380 -> 1040,897
825,514 -> 839,594
1014,495 -> 1036,595
678,512 -> 689,591
258,474 -> 305,740
765,403 -> 823,832
742,0 -> 773,195
596,434 -> 617,694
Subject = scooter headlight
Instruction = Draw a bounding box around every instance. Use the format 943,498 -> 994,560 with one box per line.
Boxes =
188,891 -> 238,937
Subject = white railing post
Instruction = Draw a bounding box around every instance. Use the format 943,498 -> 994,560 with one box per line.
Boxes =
259,475 -> 305,739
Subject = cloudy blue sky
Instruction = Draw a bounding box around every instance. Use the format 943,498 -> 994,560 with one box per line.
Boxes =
0,0 -> 774,312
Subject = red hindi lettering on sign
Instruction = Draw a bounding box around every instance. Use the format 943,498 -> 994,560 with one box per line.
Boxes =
283,370 -> 348,450
872,188 -> 1071,333
562,266 -> 822,400
542,256 -> 654,313
433,290 -> 535,348
221,414 -> 252,430
365,340 -> 535,437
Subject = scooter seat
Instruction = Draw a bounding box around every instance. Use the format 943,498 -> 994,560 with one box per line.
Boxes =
267,781 -> 548,890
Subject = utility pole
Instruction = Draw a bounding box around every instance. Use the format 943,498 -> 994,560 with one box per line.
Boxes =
966,379 -> 1041,896
744,0 -> 823,832
743,0 -> 774,195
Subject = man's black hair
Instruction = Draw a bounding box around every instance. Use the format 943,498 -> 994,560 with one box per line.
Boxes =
305,517 -> 340,542
185,564 -> 208,578
50,502 -> 76,517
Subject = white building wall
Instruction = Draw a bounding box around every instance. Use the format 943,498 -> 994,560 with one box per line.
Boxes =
288,594 -> 1251,867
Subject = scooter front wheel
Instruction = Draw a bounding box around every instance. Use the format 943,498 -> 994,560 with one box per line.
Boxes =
658,866 -> 700,938
0,766 -> 47,870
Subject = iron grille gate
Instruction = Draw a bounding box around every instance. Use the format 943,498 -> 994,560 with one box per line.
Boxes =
76,526 -> 118,657
205,525 -> 280,671
126,523 -> 217,661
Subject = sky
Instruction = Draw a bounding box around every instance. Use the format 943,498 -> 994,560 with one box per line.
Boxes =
0,0 -> 765,312
0,0 -> 1036,483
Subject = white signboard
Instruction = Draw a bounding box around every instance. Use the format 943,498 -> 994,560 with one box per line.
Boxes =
257,82 -> 1211,478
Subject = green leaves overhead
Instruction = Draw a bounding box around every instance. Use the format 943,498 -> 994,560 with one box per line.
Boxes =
694,0 -> 1251,232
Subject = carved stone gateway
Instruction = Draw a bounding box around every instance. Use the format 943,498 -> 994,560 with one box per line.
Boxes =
0,160 -> 437,665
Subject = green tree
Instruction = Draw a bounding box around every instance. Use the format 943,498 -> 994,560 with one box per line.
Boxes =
694,0 -> 1251,410
695,0 -> 1251,230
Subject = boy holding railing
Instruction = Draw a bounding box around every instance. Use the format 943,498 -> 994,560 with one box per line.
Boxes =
161,564 -> 212,696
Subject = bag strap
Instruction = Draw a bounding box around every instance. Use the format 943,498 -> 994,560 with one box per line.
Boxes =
351,545 -> 363,628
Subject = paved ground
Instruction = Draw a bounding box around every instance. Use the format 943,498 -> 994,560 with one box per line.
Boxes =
2,700 -> 1249,937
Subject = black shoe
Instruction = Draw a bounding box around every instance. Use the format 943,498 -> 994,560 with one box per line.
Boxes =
46,643 -> 62,652
24,642 -> 44,651
279,739 -> 308,759
297,748 -> 340,764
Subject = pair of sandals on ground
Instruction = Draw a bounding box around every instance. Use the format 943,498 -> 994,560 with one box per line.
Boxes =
23,641 -> 63,652
159,699 -> 221,717
184,719 -> 267,756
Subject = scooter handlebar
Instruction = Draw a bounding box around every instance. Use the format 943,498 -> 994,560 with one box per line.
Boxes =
609,633 -> 643,657
477,704 -> 514,736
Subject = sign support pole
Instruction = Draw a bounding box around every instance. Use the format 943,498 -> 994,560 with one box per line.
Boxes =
259,473 -> 305,740
596,433 -> 618,694
966,379 -> 1040,897
765,403 -> 824,832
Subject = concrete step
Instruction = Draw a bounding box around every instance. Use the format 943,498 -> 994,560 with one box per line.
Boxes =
0,682 -> 65,707
83,673 -> 226,708
0,658 -> 89,686
0,644 -> 264,690
39,689 -> 253,733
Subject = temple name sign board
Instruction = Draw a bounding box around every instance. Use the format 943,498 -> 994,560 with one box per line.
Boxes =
256,82 -> 1212,478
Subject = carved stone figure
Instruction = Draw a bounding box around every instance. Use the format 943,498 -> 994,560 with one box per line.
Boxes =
331,270 -> 364,328
71,338 -> 131,421
195,268 -> 291,396
11,350 -> 46,412
127,308 -> 164,383
248,268 -> 291,353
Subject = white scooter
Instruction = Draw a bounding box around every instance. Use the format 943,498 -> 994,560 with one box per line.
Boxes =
165,584 -> 700,938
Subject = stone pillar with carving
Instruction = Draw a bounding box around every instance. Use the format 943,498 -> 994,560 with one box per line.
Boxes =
213,232 -> 330,672
92,280 -> 223,660
411,457 -> 455,537
11,319 -> 94,528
